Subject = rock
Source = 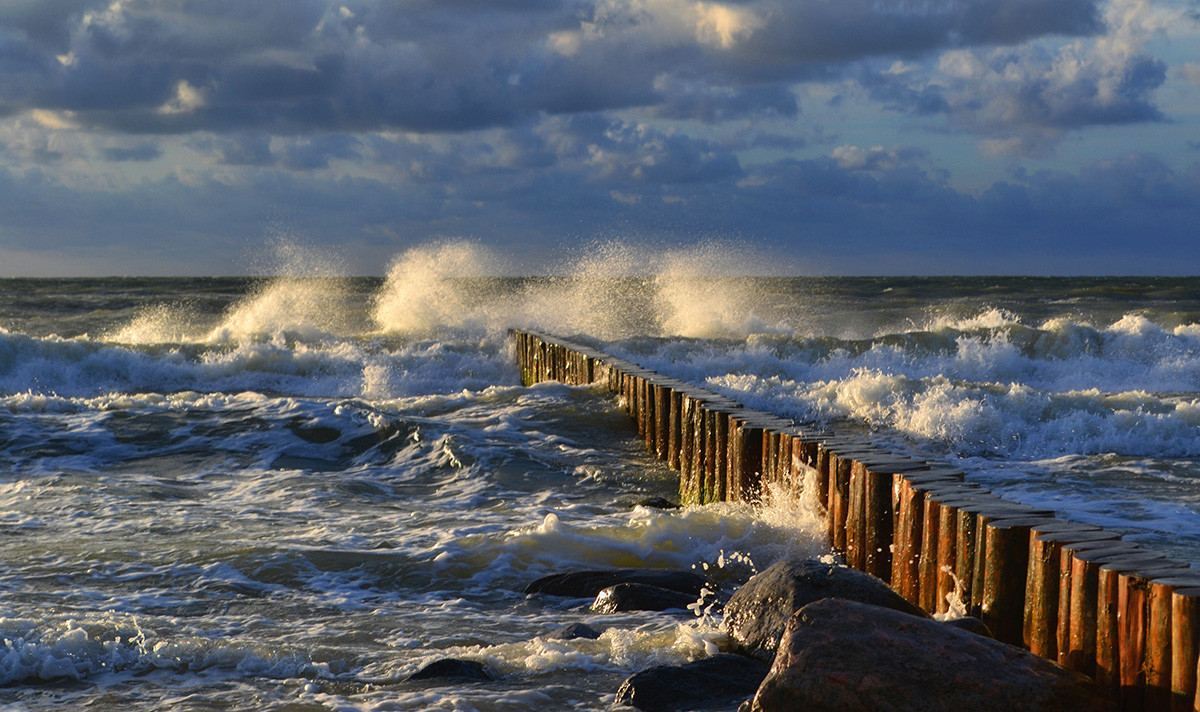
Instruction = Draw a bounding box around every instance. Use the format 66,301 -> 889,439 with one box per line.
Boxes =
525,568 -> 708,599
591,583 -> 701,613
748,598 -> 1115,712
615,654 -> 770,711
723,558 -> 926,662
546,622 -> 603,640
942,615 -> 993,638
406,658 -> 493,682
635,497 -> 680,510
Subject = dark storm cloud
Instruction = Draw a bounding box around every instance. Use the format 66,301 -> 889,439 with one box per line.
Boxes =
0,0 -> 1120,139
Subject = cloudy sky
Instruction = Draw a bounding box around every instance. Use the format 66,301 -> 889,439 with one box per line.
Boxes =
1,0 -> 1198,276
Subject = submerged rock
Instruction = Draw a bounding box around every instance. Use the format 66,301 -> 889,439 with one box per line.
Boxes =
748,598 -> 1114,712
590,582 -> 700,613
546,622 -> 603,640
724,558 -> 926,662
525,568 -> 708,599
615,654 -> 770,711
406,658 -> 493,682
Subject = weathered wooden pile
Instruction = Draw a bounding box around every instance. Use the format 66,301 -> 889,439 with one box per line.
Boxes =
513,329 -> 1200,712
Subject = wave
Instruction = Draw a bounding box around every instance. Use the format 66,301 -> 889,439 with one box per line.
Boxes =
0,613 -> 333,685
616,314 -> 1200,460
0,329 -> 518,399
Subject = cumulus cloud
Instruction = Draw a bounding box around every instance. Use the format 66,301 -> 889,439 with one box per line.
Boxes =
0,0 -> 1122,138
864,0 -> 1170,156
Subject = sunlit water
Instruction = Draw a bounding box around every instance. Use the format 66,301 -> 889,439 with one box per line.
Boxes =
1,241 -> 1199,709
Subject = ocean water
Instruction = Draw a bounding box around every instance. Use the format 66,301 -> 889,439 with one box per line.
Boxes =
2,242 -> 1199,710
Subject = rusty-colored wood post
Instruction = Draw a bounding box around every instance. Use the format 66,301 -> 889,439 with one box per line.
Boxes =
1060,542 -> 1150,675
1170,586 -> 1200,712
1116,563 -> 1192,711
667,387 -> 683,470
1025,525 -> 1118,658
891,472 -> 964,605
1145,573 -> 1200,711
1095,557 -> 1179,694
979,516 -> 1055,646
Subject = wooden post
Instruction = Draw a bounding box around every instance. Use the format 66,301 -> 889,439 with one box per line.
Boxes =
1116,564 -> 1192,711
728,416 -> 766,504
891,473 -> 964,604
916,483 -> 982,612
860,459 -> 929,582
979,516 -> 1055,646
1025,526 -> 1119,658
1060,542 -> 1152,675
678,392 -> 697,499
1145,574 -> 1200,711
1094,558 -> 1183,695
713,407 -> 732,502
935,496 -> 986,615
830,446 -> 878,557
653,382 -> 670,461
1170,586 -> 1200,712
690,399 -> 707,503
963,501 -> 1054,619
667,387 -> 683,470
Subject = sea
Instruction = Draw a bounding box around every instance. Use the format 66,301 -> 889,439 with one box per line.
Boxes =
2,241 -> 1199,710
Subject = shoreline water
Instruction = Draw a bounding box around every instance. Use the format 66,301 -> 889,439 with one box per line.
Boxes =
1,269 -> 1198,709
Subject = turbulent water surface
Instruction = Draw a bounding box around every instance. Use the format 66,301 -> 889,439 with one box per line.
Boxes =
2,244 -> 1199,710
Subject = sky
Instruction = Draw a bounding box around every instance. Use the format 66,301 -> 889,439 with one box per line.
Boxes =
0,0 -> 1198,277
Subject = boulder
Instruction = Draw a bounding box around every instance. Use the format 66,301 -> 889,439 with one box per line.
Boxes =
748,598 -> 1115,712
525,568 -> 708,599
724,558 -> 926,662
546,622 -> 603,640
591,583 -> 700,613
615,654 -> 770,711
406,658 -> 493,682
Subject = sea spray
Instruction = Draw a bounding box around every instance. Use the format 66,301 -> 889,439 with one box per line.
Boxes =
655,242 -> 793,338
373,240 -> 511,337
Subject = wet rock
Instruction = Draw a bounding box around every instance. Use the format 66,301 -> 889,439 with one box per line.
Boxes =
525,568 -> 708,599
546,622 -> 603,640
724,558 -> 927,662
748,598 -> 1114,712
635,497 -> 680,510
286,419 -> 342,443
591,583 -> 700,613
615,654 -> 770,711
942,615 -> 993,638
406,658 -> 493,682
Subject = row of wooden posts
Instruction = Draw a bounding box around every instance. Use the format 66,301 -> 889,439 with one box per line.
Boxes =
513,329 -> 1200,712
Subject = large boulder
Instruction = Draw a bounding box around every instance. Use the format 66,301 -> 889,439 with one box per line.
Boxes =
748,598 -> 1115,712
525,568 -> 708,599
591,583 -> 702,613
615,654 -> 770,711
724,558 -> 926,662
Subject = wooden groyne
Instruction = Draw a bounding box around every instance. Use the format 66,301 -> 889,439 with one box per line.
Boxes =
513,329 -> 1200,712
